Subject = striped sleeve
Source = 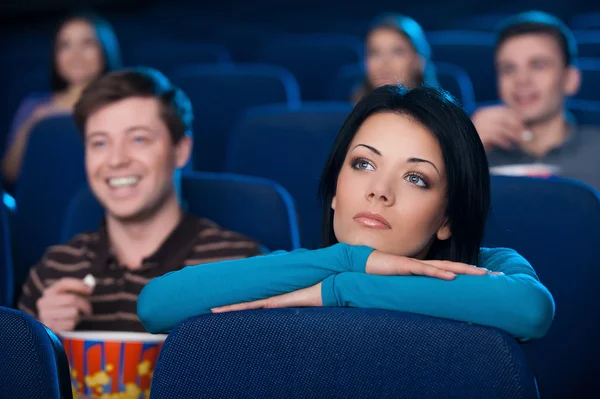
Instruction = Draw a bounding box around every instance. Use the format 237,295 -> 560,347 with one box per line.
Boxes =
17,262 -> 46,317
17,236 -> 92,317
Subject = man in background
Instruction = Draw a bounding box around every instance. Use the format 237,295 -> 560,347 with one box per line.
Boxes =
472,11 -> 600,189
18,68 -> 262,332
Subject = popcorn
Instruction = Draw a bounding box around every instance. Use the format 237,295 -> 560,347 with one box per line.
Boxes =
84,370 -> 110,388
83,274 -> 96,289
521,129 -> 534,142
137,360 -> 152,377
75,358 -> 156,398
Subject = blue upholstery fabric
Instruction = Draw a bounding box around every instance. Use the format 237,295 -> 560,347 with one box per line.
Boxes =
256,34 -> 363,100
570,13 -> 600,29
328,63 -> 363,101
484,176 -> 600,398
434,62 -> 476,114
226,102 -> 353,249
61,172 -> 300,252
150,308 -> 539,399
125,41 -> 232,75
171,63 -> 300,172
573,30 -> 600,58
574,58 -> 600,102
0,184 -> 13,307
567,99 -> 600,125
13,115 -> 86,290
427,31 -> 496,102
0,306 -> 73,399
447,13 -> 512,31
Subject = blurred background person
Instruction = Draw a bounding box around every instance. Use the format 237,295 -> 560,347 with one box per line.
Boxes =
1,11 -> 122,186
353,13 -> 437,102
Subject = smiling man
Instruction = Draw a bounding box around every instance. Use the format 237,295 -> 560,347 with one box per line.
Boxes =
471,11 -> 600,189
18,68 -> 262,332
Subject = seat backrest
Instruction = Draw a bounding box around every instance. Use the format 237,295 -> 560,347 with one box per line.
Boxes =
181,171 -> 300,251
573,30 -> 600,58
256,34 -> 363,100
13,115 -> 86,290
150,308 -> 539,399
329,63 -> 363,102
0,69 -> 49,154
570,12 -> 600,29
125,41 -> 232,76
434,61 -> 476,113
0,306 -> 73,399
574,58 -> 600,102
483,175 -> 600,398
427,31 -> 496,102
567,99 -> 600,125
227,102 -> 353,249
447,13 -> 512,31
62,172 -> 301,252
0,183 -> 14,307
171,63 -> 301,172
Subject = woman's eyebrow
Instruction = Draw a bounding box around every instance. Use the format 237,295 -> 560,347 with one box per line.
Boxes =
353,144 -> 381,156
407,157 -> 440,175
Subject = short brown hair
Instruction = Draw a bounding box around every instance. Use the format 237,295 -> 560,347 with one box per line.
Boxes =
74,67 -> 193,143
495,11 -> 578,67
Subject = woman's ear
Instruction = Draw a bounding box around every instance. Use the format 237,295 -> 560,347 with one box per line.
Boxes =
331,196 -> 337,210
436,218 -> 451,241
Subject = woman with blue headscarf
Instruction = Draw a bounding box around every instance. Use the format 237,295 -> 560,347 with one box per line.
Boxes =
354,13 -> 437,102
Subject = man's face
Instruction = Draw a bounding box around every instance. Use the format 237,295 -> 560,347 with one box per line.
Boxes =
496,33 -> 579,125
84,97 -> 191,222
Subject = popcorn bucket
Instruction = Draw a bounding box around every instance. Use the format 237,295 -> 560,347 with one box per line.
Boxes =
60,331 -> 167,399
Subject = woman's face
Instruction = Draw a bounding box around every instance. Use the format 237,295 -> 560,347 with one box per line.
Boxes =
55,19 -> 104,87
331,112 -> 450,258
366,28 -> 423,89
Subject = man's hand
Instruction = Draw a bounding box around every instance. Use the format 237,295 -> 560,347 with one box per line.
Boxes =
472,105 -> 526,151
37,278 -> 93,332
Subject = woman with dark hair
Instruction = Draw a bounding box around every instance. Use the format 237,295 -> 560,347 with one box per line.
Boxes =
353,13 -> 437,102
138,85 -> 554,341
1,11 -> 121,184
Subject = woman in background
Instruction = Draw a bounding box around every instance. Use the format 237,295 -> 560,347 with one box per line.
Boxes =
138,85 -> 554,341
2,12 -> 121,184
353,13 -> 436,102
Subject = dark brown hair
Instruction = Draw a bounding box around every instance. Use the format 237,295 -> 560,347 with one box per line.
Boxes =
357,14 -> 437,101
495,11 -> 578,66
74,67 -> 193,143
51,11 -> 122,92
321,85 -> 490,265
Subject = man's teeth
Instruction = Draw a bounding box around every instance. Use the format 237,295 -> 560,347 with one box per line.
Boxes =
108,177 -> 139,188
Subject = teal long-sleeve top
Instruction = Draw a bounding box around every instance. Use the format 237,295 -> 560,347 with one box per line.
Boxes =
137,244 -> 554,340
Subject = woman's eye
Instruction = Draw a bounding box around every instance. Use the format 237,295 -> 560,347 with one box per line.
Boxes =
405,174 -> 427,187
352,159 -> 375,171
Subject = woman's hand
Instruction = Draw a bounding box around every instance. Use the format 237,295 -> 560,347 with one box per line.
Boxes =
211,283 -> 323,313
366,250 -> 498,280
210,252 -> 503,314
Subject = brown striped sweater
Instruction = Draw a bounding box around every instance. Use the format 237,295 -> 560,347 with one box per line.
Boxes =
18,213 -> 262,332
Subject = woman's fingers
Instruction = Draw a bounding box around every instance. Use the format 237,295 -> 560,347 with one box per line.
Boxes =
367,250 -> 492,279
420,260 -> 489,275
211,299 -> 267,313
